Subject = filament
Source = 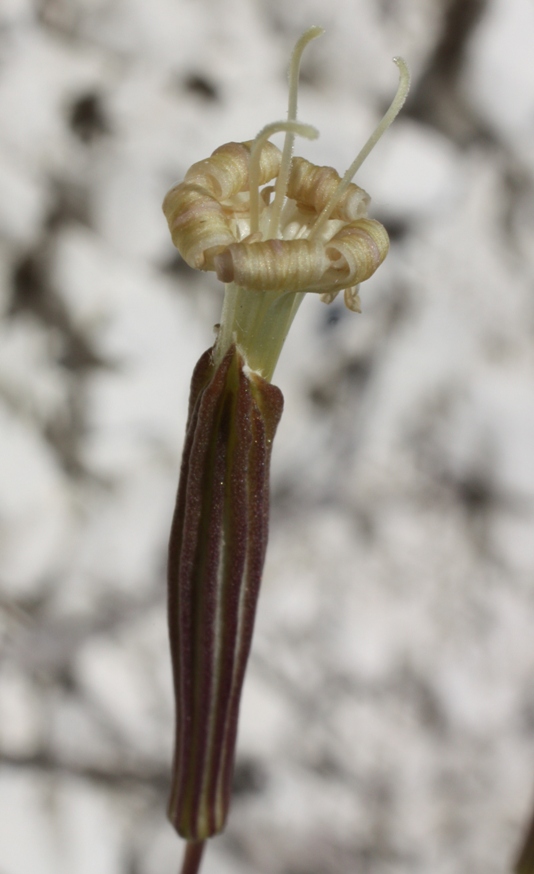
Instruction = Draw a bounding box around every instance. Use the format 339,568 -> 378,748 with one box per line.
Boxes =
268,25 -> 324,238
248,120 -> 318,235
309,56 -> 410,241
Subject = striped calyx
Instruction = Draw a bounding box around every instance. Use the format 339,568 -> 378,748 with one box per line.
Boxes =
167,345 -> 283,840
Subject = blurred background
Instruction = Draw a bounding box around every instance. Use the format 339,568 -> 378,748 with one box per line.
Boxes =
1,0 -> 534,872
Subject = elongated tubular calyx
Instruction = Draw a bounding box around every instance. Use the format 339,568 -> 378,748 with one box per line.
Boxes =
167,346 -> 283,840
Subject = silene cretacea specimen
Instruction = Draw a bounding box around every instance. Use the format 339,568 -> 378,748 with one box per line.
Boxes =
162,26 -> 410,874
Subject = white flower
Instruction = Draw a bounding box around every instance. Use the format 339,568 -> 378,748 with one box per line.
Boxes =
163,27 -> 409,381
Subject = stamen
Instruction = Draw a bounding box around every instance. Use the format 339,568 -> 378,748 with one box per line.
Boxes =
268,26 -> 324,238
309,56 -> 410,241
249,120 -> 318,235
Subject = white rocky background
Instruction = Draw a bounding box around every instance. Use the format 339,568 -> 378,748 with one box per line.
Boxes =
1,1 -> 534,872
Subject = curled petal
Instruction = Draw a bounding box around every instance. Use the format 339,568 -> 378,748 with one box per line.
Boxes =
185,141 -> 282,201
287,156 -> 370,220
164,141 -> 283,270
214,238 -> 331,292
324,218 -> 389,286
162,183 -> 236,270
241,139 -> 283,191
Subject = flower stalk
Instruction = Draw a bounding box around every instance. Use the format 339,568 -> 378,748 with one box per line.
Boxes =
179,840 -> 205,874
163,26 -> 410,870
515,798 -> 534,874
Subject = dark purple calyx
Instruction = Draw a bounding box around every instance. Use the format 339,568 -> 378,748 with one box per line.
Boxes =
167,345 -> 283,840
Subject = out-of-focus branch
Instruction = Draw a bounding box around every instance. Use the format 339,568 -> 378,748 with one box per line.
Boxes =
407,0 -> 491,143
515,797 -> 534,874
0,750 -> 169,792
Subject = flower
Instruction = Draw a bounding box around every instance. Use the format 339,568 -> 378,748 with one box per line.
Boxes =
163,27 -> 410,863
167,344 -> 283,842
164,26 -> 410,381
